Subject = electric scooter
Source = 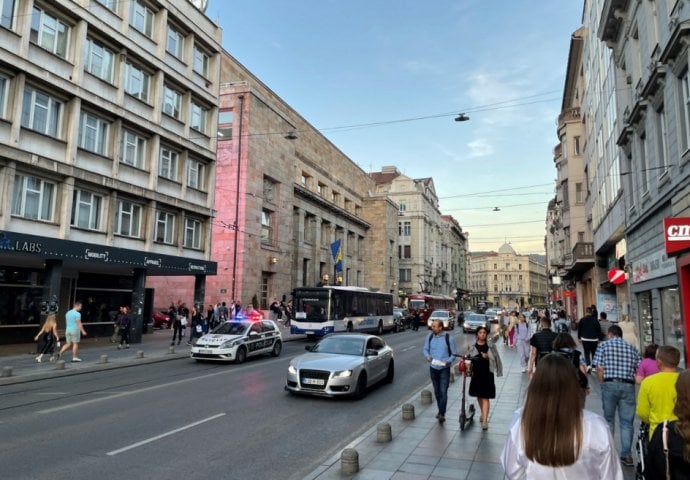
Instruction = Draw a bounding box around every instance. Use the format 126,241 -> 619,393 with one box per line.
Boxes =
456,354 -> 476,431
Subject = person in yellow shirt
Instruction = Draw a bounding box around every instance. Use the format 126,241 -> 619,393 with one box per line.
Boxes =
636,345 -> 681,438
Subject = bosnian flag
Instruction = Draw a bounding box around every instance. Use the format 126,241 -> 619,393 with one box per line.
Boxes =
330,240 -> 343,272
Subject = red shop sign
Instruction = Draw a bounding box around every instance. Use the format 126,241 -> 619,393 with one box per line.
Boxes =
664,217 -> 690,256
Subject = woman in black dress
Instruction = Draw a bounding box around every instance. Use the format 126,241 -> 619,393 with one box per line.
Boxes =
468,325 -> 503,430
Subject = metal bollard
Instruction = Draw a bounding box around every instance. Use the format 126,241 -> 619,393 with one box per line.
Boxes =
98,354 -> 109,364
340,448 -> 359,475
2,366 -> 12,377
168,346 -> 175,354
377,423 -> 392,443
55,360 -> 66,370
402,403 -> 415,420
421,389 -> 432,405
137,350 -> 144,359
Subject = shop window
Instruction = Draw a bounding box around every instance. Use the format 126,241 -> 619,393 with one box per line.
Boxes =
661,288 -> 684,369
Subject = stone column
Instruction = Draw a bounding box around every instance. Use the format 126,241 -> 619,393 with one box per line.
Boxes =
129,268 -> 146,344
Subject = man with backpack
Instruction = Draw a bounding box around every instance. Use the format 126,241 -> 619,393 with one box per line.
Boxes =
578,306 -> 603,373
554,309 -> 570,334
527,316 -> 558,377
423,319 -> 458,424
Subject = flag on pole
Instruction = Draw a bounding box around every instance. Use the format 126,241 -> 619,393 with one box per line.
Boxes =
330,239 -> 343,272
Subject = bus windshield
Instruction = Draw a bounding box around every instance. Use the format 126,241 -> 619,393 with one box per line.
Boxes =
409,299 -> 426,309
294,294 -> 330,323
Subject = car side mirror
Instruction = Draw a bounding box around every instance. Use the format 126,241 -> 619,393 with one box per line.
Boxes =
365,349 -> 378,357
249,331 -> 259,337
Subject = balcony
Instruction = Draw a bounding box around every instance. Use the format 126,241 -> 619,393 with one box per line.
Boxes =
558,107 -> 581,124
568,242 -> 594,275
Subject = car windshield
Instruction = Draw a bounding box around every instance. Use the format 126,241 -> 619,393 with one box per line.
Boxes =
431,310 -> 448,317
312,336 -> 365,356
212,322 -> 248,335
467,314 -> 486,322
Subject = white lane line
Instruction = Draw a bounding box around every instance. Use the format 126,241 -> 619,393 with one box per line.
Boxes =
400,346 -> 417,352
106,413 -> 225,456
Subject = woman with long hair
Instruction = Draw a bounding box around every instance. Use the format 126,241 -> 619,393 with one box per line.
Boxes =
501,354 -> 622,479
34,314 -> 59,362
467,325 -> 502,430
636,343 -> 660,384
645,370 -> 690,479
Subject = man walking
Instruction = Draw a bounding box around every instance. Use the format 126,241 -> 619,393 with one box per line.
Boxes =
593,324 -> 641,467
423,319 -> 457,424
514,314 -> 531,372
57,301 -> 87,362
527,316 -> 558,376
578,306 -> 602,373
636,345 -> 681,438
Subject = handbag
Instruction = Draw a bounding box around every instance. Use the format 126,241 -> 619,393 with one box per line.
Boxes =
181,317 -> 188,326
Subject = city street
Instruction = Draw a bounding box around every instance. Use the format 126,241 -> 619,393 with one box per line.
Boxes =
0,328 -> 473,480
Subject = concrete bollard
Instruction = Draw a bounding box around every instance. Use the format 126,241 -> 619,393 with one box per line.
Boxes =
55,360 -> 66,370
137,350 -> 144,359
2,366 -> 12,377
168,346 -> 175,354
402,403 -> 415,420
340,448 -> 359,475
98,354 -> 109,364
377,423 -> 392,443
421,389 -> 432,405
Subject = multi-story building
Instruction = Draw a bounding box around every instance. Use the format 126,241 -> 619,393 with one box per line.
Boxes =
469,244 -> 548,310
370,167 -> 469,303
0,0 -> 222,343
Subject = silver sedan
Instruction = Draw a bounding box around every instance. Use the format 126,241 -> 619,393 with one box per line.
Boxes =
285,333 -> 394,399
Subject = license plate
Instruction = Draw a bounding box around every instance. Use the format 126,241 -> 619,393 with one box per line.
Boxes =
306,331 -> 314,335
303,378 -> 325,386
199,349 -> 212,354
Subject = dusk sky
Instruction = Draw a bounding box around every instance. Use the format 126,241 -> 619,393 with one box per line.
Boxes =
207,1 -> 585,254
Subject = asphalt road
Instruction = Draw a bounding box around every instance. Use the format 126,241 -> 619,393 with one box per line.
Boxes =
0,327 -> 477,480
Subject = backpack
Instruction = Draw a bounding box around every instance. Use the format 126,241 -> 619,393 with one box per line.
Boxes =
556,349 -> 589,390
427,332 -> 451,356
557,321 -> 569,334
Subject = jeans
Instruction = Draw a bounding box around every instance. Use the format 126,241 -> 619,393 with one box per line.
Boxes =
581,340 -> 599,366
601,381 -> 636,457
429,366 -> 451,416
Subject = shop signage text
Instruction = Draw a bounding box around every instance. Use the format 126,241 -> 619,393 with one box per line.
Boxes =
664,217 -> 690,256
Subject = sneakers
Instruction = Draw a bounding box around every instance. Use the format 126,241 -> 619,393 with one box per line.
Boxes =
586,365 -> 592,374
620,455 -> 634,467
521,366 -> 527,373
35,356 -> 42,363
71,357 -> 82,362
117,345 -> 122,350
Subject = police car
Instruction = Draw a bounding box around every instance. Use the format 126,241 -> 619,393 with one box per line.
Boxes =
190,319 -> 282,363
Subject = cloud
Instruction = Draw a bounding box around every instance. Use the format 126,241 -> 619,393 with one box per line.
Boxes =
467,138 -> 494,158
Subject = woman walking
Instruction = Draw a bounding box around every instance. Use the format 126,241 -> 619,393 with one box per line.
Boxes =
501,354 -> 622,479
34,314 -> 59,362
117,306 -> 131,349
467,325 -> 502,430
188,305 -> 204,345
169,304 -> 182,346
507,311 -> 518,348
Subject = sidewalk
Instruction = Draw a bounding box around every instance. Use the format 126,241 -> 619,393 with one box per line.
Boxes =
305,341 -> 638,480
0,323 -> 304,386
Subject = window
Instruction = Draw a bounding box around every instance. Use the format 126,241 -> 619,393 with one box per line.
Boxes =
186,159 -> 205,190
184,218 -> 201,249
656,106 -> 669,171
574,136 -> 581,155
399,268 -> 411,282
31,6 -> 70,58
639,132 -> 649,195
129,0 -> 153,37
120,129 -> 146,168
398,245 -> 411,259
0,75 -> 8,119
263,177 -> 276,202
155,210 -> 175,244
301,173 -> 310,187
218,110 -> 232,139
159,147 -> 178,180
79,112 -> 109,155
162,85 -> 182,119
116,200 -> 141,238
575,182 -> 584,203
679,70 -> 690,153
398,200 -> 406,212
166,24 -> 183,58
577,231 -> 585,243
84,37 -> 114,83
193,45 -> 209,77
124,62 -> 150,102
12,174 -> 55,221
317,182 -> 324,195
71,189 -> 102,230
95,0 -> 116,11
21,86 -> 62,137
261,210 -> 273,245
398,221 -> 411,236
190,101 -> 207,133
1,0 -> 15,29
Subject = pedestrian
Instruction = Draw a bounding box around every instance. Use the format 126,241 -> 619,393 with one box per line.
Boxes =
553,309 -> 570,334
644,369 -> 690,479
34,313 -> 59,362
515,314 -> 531,372
467,325 -> 502,430
205,304 -> 214,333
412,311 -> 421,331
507,311 -> 518,348
635,343 -> 660,384
57,301 -> 87,362
117,305 -> 131,349
501,354 -> 623,479
593,324 -> 642,467
169,304 -> 182,346
423,319 -> 457,424
500,310 -> 510,345
109,307 -> 121,343
552,332 -> 589,397
178,302 -> 189,337
527,316 -> 558,377
618,314 -> 639,350
283,299 -> 292,327
188,305 -> 204,345
269,298 -> 281,321
577,306 -> 603,373
636,345 -> 681,439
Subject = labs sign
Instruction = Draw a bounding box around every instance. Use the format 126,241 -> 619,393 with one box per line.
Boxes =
664,217 -> 690,256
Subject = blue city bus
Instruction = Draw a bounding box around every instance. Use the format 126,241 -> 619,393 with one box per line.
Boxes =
291,286 -> 395,338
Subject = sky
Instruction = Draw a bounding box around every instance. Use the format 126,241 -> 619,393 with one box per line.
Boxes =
206,0 -> 584,255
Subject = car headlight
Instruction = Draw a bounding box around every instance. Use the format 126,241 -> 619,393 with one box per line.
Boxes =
333,369 -> 353,378
219,340 -> 241,349
463,322 -> 470,328
288,365 -> 297,374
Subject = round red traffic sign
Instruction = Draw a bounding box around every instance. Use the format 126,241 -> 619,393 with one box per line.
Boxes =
607,268 -> 626,285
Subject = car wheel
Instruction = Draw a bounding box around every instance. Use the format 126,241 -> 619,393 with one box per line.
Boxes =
353,372 -> 368,400
377,321 -> 383,336
234,346 -> 247,364
270,340 -> 282,357
385,360 -> 394,384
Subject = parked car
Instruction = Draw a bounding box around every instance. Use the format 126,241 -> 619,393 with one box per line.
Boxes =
484,309 -> 500,324
190,320 -> 282,363
152,310 -> 171,329
393,307 -> 411,331
427,309 -> 455,330
463,313 -> 488,333
285,333 -> 394,399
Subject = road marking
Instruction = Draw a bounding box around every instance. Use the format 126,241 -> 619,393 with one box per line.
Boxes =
106,413 -> 226,456
400,346 -> 417,352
